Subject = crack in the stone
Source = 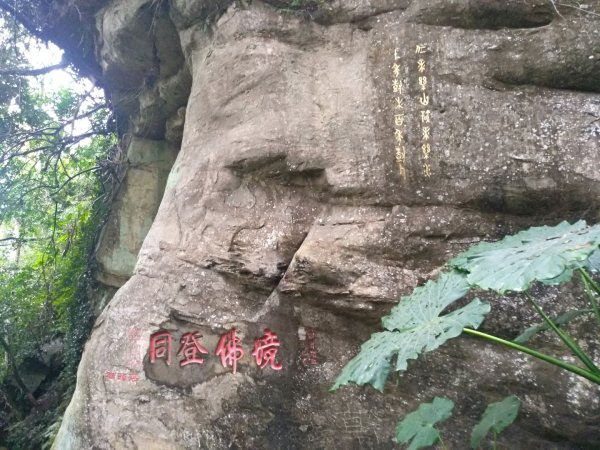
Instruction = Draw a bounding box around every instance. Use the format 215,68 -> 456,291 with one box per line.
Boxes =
250,226 -> 312,321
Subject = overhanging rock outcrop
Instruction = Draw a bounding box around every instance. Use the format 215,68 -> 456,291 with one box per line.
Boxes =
54,1 -> 600,448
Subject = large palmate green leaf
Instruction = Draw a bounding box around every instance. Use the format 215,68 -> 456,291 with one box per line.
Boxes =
449,221 -> 600,293
470,395 -> 521,449
395,397 -> 454,450
332,272 -> 489,391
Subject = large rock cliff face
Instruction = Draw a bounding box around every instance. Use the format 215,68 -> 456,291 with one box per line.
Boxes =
54,1 -> 600,448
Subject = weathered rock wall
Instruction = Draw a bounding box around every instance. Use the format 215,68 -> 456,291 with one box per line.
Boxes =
54,1 -> 600,448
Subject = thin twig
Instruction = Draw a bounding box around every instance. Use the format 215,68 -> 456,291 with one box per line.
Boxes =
549,0 -> 565,18
557,1 -> 600,17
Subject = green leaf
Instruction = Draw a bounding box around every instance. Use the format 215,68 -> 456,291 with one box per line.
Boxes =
395,397 -> 454,450
539,268 -> 575,286
449,221 -> 600,293
382,271 -> 472,332
470,395 -> 521,449
586,250 -> 600,273
514,309 -> 593,344
330,331 -> 401,391
332,272 -> 489,391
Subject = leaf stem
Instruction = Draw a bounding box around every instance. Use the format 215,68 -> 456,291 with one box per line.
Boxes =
524,293 -> 600,374
579,268 -> 600,295
579,270 -> 600,328
462,328 -> 600,384
438,435 -> 448,450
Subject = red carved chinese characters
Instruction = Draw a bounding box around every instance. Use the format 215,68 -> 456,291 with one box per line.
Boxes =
104,371 -> 139,383
149,331 -> 172,365
252,329 -> 283,370
215,328 -> 244,374
177,332 -> 209,366
148,328 -> 286,373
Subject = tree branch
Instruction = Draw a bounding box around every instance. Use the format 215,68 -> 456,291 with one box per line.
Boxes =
0,236 -> 44,244
0,59 -> 69,77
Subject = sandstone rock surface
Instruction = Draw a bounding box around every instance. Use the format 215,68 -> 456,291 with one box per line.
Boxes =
54,1 -> 600,448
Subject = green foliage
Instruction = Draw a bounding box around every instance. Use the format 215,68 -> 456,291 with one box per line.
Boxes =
0,9 -> 116,448
450,221 -> 600,380
334,221 -> 600,446
449,221 -> 600,293
333,272 -> 490,391
394,395 -> 521,450
470,395 -> 521,449
331,332 -> 405,392
7,407 -> 63,450
395,397 -> 454,450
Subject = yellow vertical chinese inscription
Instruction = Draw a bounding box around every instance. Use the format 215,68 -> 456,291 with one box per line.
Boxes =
416,44 -> 432,177
390,43 -> 435,179
423,163 -> 432,177
422,143 -> 431,159
391,50 -> 407,178
422,126 -> 430,141
395,97 -> 404,109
